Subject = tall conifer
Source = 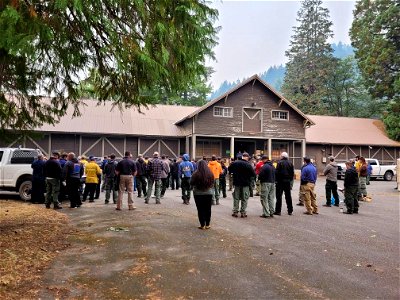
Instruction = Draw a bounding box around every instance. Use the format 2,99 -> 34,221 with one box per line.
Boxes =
282,0 -> 335,114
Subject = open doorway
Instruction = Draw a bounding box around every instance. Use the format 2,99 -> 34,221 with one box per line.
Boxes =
234,140 -> 256,158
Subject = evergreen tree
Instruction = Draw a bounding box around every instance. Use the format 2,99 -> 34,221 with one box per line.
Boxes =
259,65 -> 286,91
324,56 -> 383,117
159,73 -> 212,106
281,0 -> 335,114
0,0 -> 218,133
350,0 -> 400,141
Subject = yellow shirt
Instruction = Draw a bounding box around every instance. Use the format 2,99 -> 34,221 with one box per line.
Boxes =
355,160 -> 362,174
85,161 -> 102,184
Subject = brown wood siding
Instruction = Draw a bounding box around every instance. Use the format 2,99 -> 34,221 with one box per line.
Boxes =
180,119 -> 194,136
25,134 -> 50,155
160,139 -> 179,158
307,144 -> 400,173
81,136 -> 101,156
0,134 -> 22,147
306,144 -> 324,173
126,137 -> 138,158
243,108 -> 262,133
179,138 -> 186,156
104,137 -> 125,157
51,134 -> 80,155
193,81 -> 305,139
140,138 -> 157,157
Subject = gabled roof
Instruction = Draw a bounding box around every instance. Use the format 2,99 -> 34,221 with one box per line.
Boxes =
175,74 -> 315,126
305,115 -> 400,147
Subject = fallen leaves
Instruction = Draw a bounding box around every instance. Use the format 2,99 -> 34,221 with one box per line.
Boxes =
0,200 -> 72,299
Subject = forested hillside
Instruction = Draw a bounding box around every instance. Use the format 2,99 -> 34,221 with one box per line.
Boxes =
209,42 -> 354,100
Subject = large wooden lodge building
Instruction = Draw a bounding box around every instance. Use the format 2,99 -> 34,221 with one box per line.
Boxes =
2,75 -> 399,173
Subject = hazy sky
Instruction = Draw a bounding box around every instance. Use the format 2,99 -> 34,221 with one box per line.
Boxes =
208,0 -> 356,89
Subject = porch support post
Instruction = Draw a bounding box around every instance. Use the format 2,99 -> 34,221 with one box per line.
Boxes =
301,139 -> 306,159
138,137 -> 141,155
191,135 -> 197,159
101,136 -> 105,157
79,135 -> 82,155
268,138 -> 272,160
185,136 -> 190,154
230,136 -> 235,159
48,134 -> 52,155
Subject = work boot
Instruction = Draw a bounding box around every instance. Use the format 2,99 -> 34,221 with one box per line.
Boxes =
240,213 -> 247,218
232,212 -> 238,218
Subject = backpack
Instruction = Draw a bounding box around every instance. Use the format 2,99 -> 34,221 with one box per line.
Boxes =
105,160 -> 117,178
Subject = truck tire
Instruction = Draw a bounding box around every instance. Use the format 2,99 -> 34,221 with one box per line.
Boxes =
19,180 -> 32,201
384,171 -> 393,181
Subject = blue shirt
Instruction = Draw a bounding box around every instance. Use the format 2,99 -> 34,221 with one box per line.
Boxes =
301,163 -> 317,183
179,154 -> 194,178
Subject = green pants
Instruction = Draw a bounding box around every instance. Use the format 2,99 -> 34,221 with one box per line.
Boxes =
255,177 -> 261,195
345,185 -> 359,213
260,182 -> 275,216
146,177 -> 161,203
45,178 -> 60,206
232,186 -> 250,213
212,178 -> 220,203
105,177 -> 118,203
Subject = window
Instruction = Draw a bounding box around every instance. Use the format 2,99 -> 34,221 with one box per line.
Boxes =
0,151 -> 3,163
214,106 -> 233,118
272,110 -> 289,120
196,140 -> 221,158
11,150 -> 38,164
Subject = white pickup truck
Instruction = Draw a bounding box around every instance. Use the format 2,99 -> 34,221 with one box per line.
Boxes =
0,148 -> 41,201
337,158 -> 397,181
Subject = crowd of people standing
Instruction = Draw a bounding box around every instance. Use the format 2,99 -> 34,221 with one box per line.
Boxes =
30,149 -> 370,229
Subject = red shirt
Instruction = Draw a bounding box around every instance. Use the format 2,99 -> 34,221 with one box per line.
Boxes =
255,161 -> 264,175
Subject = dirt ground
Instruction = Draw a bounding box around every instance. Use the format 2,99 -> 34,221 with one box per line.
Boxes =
1,179 -> 399,299
0,200 -> 73,299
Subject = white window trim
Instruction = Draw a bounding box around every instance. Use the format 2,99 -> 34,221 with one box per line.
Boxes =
271,110 -> 289,121
213,106 -> 233,118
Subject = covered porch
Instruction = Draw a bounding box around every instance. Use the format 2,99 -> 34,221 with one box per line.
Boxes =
185,135 -> 306,169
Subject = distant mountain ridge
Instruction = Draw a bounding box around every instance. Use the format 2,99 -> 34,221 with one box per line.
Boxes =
209,42 -> 354,100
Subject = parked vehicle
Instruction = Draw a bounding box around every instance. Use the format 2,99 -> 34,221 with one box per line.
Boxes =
0,148 -> 41,201
337,158 -> 397,181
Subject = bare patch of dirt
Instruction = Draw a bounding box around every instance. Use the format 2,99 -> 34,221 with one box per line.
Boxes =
0,200 -> 73,299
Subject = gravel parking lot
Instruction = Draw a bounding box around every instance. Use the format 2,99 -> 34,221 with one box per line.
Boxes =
29,178 -> 400,299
